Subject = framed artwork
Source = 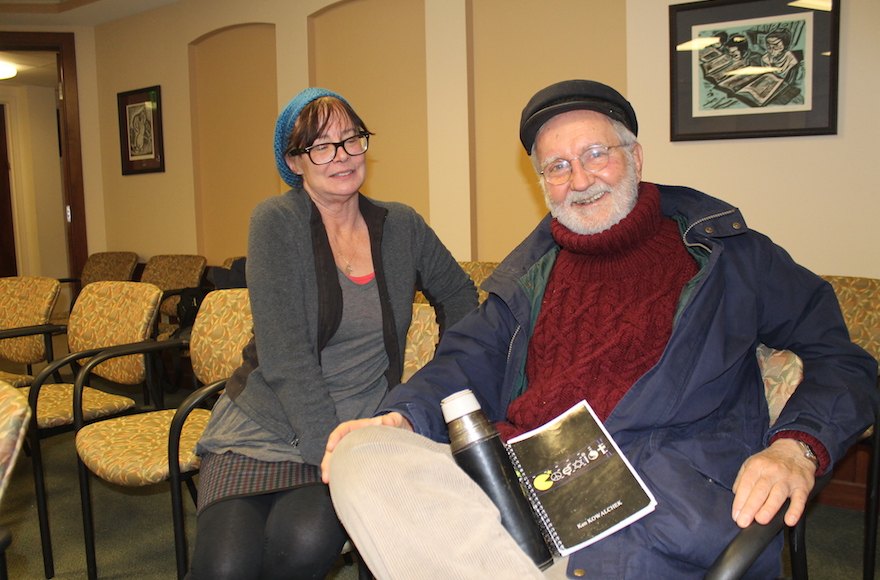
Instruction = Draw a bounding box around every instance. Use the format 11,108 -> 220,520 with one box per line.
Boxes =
117,85 -> 165,174
669,0 -> 840,141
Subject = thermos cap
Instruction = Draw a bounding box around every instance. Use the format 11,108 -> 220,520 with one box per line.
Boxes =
441,389 -> 481,424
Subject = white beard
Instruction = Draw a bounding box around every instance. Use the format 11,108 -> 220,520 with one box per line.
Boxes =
544,159 -> 640,235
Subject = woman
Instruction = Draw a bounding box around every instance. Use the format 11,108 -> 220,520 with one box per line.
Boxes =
187,88 -> 478,580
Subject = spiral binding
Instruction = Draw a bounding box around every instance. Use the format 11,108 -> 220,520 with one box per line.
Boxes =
504,441 -> 564,556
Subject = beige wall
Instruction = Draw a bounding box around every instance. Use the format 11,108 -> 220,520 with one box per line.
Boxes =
628,0 -> 880,279
6,0 -> 880,279
190,23 -> 278,266
310,0 -> 430,219
471,0 -> 627,260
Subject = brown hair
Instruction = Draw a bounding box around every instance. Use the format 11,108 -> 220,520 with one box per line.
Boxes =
286,96 -> 371,154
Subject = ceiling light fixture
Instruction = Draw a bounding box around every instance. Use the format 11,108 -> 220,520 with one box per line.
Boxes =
0,62 -> 17,80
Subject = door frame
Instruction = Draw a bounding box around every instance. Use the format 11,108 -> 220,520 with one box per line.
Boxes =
0,31 -> 87,278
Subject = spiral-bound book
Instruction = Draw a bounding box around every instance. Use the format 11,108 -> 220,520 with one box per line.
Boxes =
505,400 -> 657,556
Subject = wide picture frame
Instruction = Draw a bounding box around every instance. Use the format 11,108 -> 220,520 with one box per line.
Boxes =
117,85 -> 165,174
669,0 -> 839,141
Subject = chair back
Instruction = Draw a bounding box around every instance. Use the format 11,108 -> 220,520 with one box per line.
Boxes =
821,275 -> 880,363
140,255 -> 207,318
188,289 -> 253,386
756,344 -> 803,426
0,380 -> 31,504
0,277 -> 60,364
458,261 -> 500,304
79,252 -> 139,288
403,302 -> 440,381
67,281 -> 163,384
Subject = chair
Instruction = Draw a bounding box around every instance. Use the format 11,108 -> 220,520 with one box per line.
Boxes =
820,275 -> 880,580
414,260 -> 499,305
72,288 -> 252,579
403,302 -> 440,382
139,254 -> 207,340
0,276 -> 62,387
23,281 -> 163,579
0,380 -> 32,580
458,261 -> 500,304
50,251 -> 139,326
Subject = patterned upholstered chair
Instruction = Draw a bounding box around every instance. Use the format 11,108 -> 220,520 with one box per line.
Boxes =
139,254 -> 208,340
820,275 -> 880,579
24,281 -> 163,579
51,251 -> 139,326
414,260 -> 500,305
403,302 -> 440,382
0,276 -> 61,387
72,288 -> 252,580
458,261 -> 500,304
0,380 -> 31,580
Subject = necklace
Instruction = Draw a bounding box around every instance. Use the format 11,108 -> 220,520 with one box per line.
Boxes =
327,228 -> 355,275
337,250 -> 353,275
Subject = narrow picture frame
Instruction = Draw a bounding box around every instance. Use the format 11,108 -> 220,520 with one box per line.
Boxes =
117,85 -> 165,174
669,0 -> 840,141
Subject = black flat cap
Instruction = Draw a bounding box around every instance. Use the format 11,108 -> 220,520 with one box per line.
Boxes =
519,79 -> 638,153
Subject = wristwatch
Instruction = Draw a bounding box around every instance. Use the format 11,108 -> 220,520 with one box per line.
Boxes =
796,440 -> 820,470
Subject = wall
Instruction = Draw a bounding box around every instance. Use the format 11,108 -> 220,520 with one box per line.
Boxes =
628,0 -> 880,278
6,0 -> 879,278
310,0 -> 430,219
189,23 -> 278,266
471,0 -> 627,260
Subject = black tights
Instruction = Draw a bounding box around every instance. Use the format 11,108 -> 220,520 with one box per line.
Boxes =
187,484 -> 347,580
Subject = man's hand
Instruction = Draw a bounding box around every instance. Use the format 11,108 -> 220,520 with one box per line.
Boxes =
731,438 -> 817,528
321,412 -> 412,484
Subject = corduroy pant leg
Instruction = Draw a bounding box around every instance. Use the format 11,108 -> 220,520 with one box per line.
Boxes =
329,425 -> 549,580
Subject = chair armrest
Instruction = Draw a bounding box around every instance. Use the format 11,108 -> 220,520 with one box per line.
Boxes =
27,346 -> 111,411
0,323 -> 66,340
704,472 -> 831,580
71,338 -> 190,429
168,379 -> 227,475
161,288 -> 186,300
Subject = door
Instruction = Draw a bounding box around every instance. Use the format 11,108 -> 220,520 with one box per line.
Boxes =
0,103 -> 17,276
0,31 -> 88,279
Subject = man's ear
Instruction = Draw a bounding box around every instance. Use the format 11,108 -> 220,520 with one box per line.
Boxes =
632,142 -> 644,181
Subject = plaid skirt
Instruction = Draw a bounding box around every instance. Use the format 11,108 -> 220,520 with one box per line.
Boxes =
197,451 -> 322,514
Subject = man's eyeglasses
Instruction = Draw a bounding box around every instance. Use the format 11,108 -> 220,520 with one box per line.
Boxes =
540,144 -> 627,186
287,132 -> 370,165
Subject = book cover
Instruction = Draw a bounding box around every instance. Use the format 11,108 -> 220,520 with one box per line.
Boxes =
505,400 -> 657,556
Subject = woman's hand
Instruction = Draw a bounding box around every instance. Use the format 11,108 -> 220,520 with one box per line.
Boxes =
321,412 -> 412,483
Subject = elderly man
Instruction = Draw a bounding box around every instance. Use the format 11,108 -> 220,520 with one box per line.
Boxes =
321,80 -> 878,579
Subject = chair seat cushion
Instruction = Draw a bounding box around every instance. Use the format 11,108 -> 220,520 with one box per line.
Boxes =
0,371 -> 32,388
75,408 -> 211,486
20,384 -> 136,429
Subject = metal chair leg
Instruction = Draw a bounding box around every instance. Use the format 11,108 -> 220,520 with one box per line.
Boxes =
864,417 -> 880,580
29,428 -> 55,579
77,456 -> 98,580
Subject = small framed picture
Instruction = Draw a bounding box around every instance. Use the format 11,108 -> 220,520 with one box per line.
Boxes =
117,85 -> 165,174
669,0 -> 840,141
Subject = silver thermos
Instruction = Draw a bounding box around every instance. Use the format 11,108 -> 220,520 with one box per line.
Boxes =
442,389 -> 554,570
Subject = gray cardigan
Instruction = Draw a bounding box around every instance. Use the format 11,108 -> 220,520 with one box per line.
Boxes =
225,188 -> 477,465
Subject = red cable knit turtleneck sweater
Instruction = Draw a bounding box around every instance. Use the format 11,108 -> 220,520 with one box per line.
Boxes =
498,183 -> 699,441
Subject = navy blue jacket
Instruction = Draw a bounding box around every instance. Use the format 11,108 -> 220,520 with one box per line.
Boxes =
379,183 -> 879,578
